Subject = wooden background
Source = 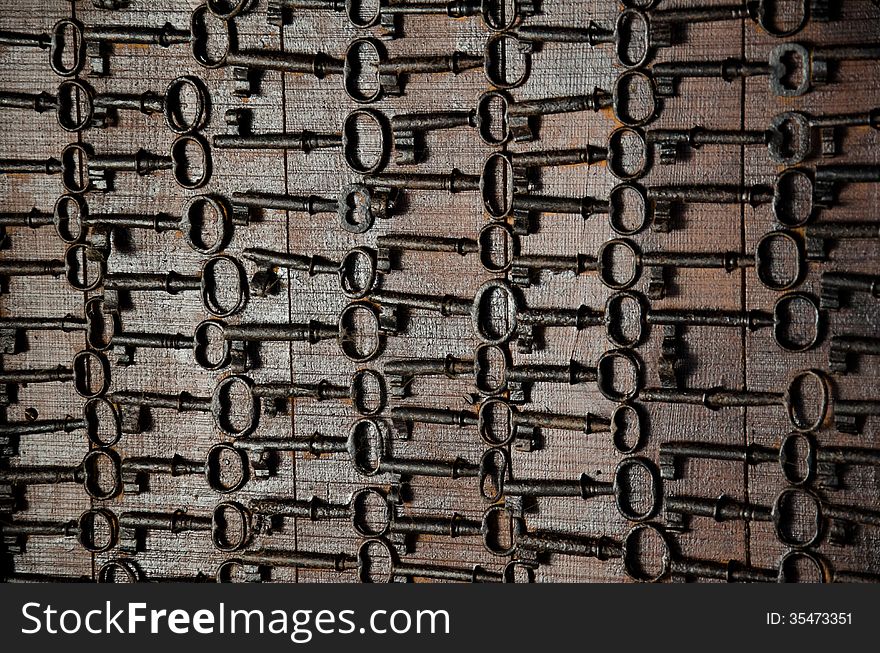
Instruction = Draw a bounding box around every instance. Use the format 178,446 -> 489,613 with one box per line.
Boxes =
0,0 -> 878,582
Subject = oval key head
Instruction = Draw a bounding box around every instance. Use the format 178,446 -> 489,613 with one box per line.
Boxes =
83,397 -> 123,448
337,184 -> 380,234
773,168 -> 815,227
98,559 -> 143,584
55,79 -> 96,133
60,143 -> 92,194
767,111 -> 813,165
53,193 -> 88,244
193,318 -> 233,370
480,152 -> 516,219
77,507 -> 119,553
205,443 -> 250,494
597,238 -> 642,290
612,69 -> 659,127
72,349 -> 110,398
80,447 -> 123,500
346,418 -> 390,477
478,447 -> 510,503
754,230 -> 804,291
604,291 -> 647,348
473,343 -> 510,395
349,369 -> 387,415
171,133 -> 212,189
338,301 -> 383,362
350,487 -> 392,538
622,523 -> 672,582
784,369 -> 830,433
753,0 -> 809,37
64,243 -> 106,292
50,18 -> 86,77
182,195 -> 234,255
477,398 -> 514,447
356,537 -> 397,583
345,0 -> 383,28
772,292 -> 821,352
769,42 -> 812,97
778,431 -> 817,487
610,403 -> 645,455
480,504 -> 520,557
471,278 -> 520,345
200,254 -> 248,317
777,550 -> 830,584
477,222 -> 517,273
164,75 -> 210,134
476,90 -> 511,146
206,0 -> 254,20
482,0 -> 525,31
211,375 -> 258,437
596,348 -> 643,402
338,247 -> 378,299
608,182 -> 650,235
612,457 -> 661,522
615,9 -> 652,69
190,4 -> 235,69
342,108 -> 390,174
483,33 -> 531,90
772,487 -> 823,548
343,37 -> 385,104
211,500 -> 252,551
607,126 -> 649,181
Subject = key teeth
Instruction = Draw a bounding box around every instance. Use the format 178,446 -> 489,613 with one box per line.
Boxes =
834,413 -> 861,435
513,425 -> 541,452
87,41 -> 110,77
810,0 -> 834,21
510,265 -> 532,288
391,417 -> 412,440
658,142 -> 679,165
232,67 -> 258,98
508,116 -> 535,142
819,284 -> 841,311
266,0 -> 288,26
664,510 -> 688,533
828,344 -> 850,374
392,130 -> 420,165
815,462 -> 841,490
651,201 -> 673,232
659,454 -> 679,481
828,518 -> 855,545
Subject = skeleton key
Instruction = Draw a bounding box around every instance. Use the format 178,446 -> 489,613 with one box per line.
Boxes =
666,487 -> 880,547
647,125 -> 774,165
0,312 -> 87,355
218,549 -> 357,582
646,182 -> 774,232
54,194 -> 247,256
481,451 -> 661,522
476,88 -> 613,144
777,550 -> 880,584
234,434 -> 349,478
346,417 -> 481,480
481,505 -> 623,562
0,508 -> 117,555
0,397 -> 120,455
0,243 -> 105,293
214,107 -> 390,174
390,109 -> 476,165
390,398 -> 614,451
120,443 -> 249,495
820,271 -> 879,311
193,303 -> 383,369
97,559 -> 214,583
829,335 -> 880,375
661,432 -> 880,490
770,42 -> 880,97
243,245 -> 378,299
268,0 -> 537,37
106,384 -> 257,437
0,206 -> 54,248
102,254 -> 247,318
802,220 -> 880,261
232,186 -> 395,235
769,108 -> 880,165
622,524 -> 778,583
597,231 -> 803,298
358,537 -> 503,583
0,350 -> 109,400
0,448 -> 121,510
639,369 -> 831,433
119,501 -> 250,554
190,5 -> 344,96
58,137 -> 210,193
210,370 -> 385,435
344,36 -> 482,103
85,306 -> 198,369
1,17 -> 191,77
1,76 -> 209,134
